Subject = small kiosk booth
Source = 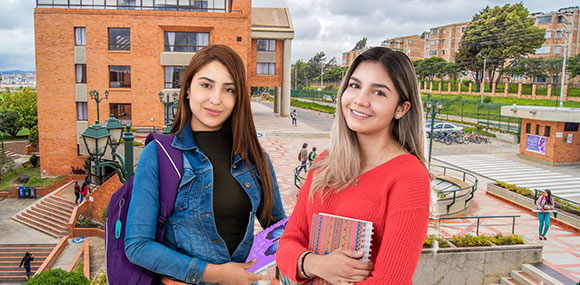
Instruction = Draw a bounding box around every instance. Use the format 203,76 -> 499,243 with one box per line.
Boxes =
501,105 -> 580,166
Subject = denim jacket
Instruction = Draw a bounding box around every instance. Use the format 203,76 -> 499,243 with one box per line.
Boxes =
125,123 -> 286,284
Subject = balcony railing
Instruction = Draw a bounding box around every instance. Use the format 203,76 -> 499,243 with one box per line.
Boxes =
36,0 -> 227,12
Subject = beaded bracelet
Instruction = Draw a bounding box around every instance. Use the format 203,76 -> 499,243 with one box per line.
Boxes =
298,251 -> 313,279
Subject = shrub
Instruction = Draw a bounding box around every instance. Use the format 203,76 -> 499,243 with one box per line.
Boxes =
450,234 -> 491,247
483,96 -> 492,103
102,205 -> 107,222
423,235 -> 451,248
27,268 -> 89,285
489,233 -> 524,246
0,111 -> 23,137
28,125 -> 38,146
495,181 -> 580,216
29,154 -> 39,167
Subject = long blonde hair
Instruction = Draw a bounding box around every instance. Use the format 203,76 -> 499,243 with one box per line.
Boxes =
310,47 -> 427,198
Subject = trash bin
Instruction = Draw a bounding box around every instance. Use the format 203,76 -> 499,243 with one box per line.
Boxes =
18,187 -> 25,199
29,187 -> 36,198
24,187 -> 30,198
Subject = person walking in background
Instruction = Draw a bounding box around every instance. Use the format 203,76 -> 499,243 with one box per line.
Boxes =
537,189 -> 555,240
277,47 -> 430,284
297,143 -> 308,174
291,109 -> 297,126
79,182 -> 88,203
308,147 -> 318,164
74,181 -> 80,204
19,252 -> 34,280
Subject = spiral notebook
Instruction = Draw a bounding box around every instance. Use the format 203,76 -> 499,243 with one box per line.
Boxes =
245,216 -> 289,274
306,213 -> 373,284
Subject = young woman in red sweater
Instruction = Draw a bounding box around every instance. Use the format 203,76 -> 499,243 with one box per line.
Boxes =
276,47 -> 431,284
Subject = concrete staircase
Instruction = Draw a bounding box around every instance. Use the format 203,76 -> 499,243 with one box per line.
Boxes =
12,195 -> 75,238
494,263 -> 564,285
0,243 -> 55,283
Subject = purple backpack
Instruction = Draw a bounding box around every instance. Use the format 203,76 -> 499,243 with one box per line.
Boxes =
105,134 -> 183,285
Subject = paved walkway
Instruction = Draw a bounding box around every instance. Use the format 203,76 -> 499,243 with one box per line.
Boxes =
252,102 -> 580,283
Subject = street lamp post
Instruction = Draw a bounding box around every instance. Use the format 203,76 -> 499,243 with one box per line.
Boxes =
477,53 -> 486,104
82,90 -> 135,184
158,92 -> 179,134
426,100 -> 443,165
88,90 -> 109,122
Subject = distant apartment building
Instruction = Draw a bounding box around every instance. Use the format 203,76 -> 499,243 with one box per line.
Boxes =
380,35 -> 424,61
341,48 -> 367,67
34,0 -> 293,176
423,22 -> 469,62
530,6 -> 579,59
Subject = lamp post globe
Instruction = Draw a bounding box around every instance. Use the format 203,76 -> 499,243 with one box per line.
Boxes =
103,114 -> 124,147
81,122 -> 110,158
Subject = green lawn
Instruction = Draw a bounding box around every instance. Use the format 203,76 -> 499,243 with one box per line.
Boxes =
0,128 -> 30,141
0,166 -> 64,192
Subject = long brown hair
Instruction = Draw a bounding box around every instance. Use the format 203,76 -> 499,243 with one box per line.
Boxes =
170,45 -> 275,224
311,47 -> 427,197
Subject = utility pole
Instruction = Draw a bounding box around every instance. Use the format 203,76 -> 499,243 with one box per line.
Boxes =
320,63 -> 324,89
477,53 -> 486,104
559,12 -> 572,108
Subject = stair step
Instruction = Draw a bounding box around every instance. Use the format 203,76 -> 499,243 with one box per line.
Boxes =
521,264 -> 565,285
11,216 -> 66,238
0,276 -> 28,282
24,210 -> 69,228
40,200 -> 73,215
511,270 -> 541,285
49,195 -> 76,206
0,250 -> 51,257
0,257 -> 47,263
0,245 -> 55,251
20,212 -> 68,232
0,266 -> 40,271
35,204 -> 71,221
500,277 -> 521,285
45,196 -> 75,210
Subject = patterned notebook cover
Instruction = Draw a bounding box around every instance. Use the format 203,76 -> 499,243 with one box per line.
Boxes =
306,213 -> 374,285
245,216 -> 290,274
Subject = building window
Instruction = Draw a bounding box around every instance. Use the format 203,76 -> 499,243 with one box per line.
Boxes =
544,126 -> 551,137
557,15 -> 565,23
75,64 -> 86,84
109,65 -> 131,88
257,39 -> 276,52
431,29 -> 439,35
442,29 -> 446,34
429,50 -> 437,56
534,76 -> 547,83
441,50 -> 445,55
526,123 -> 531,134
407,48 -> 411,53
441,39 -> 446,45
76,102 -> 88,121
555,31 -> 563,39
545,31 -> 552,38
554,46 -> 562,54
164,32 -> 209,52
535,46 -> 550,54
430,40 -> 438,45
564,122 -> 579,132
537,16 -> 552,24
461,27 -> 466,32
407,39 -> 412,44
257,63 -> 275,75
164,66 -> 187,88
109,28 -> 130,50
535,124 -> 540,135
75,27 -> 86,46
109,103 -> 132,125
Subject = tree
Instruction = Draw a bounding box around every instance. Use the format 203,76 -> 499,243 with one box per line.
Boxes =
0,111 -> 23,137
416,57 -> 447,82
353,37 -> 367,51
305,52 -> 327,84
291,60 -> 308,89
568,53 -> 580,79
455,3 -> 545,90
0,87 -> 38,130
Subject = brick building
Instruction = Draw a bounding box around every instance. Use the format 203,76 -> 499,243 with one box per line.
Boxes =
34,0 -> 293,177
380,35 -> 424,61
423,22 -> 469,62
530,7 -> 579,60
341,48 -> 367,67
502,105 -> 580,165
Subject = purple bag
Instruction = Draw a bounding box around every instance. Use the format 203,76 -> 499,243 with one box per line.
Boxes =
105,134 -> 183,285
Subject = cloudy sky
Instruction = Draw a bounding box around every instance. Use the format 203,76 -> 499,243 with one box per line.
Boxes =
0,0 -> 578,71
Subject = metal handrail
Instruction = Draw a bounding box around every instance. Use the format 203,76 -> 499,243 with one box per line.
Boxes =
430,164 -> 478,213
429,215 -> 521,236
293,162 -> 313,189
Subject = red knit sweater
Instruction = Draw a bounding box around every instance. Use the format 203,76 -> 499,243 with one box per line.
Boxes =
276,154 -> 430,284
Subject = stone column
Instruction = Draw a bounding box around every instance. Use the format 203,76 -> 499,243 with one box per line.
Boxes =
492,83 -> 496,96
532,84 -> 537,98
438,81 -> 442,92
468,82 -> 472,94
280,39 -> 292,117
429,81 -> 433,92
505,82 -> 509,97
547,84 -> 552,98
273,88 -> 279,114
517,83 -> 522,98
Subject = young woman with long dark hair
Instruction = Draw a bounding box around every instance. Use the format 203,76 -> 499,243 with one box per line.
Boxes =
125,45 -> 286,285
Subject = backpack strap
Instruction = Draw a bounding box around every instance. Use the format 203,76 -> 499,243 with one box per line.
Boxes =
145,133 -> 183,243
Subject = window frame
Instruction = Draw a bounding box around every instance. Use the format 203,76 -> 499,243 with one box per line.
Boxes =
109,65 -> 131,88
526,123 -> 531,134
257,39 -> 276,52
74,27 -> 86,46
164,31 -> 209,52
108,28 -> 131,51
75,64 -> 87,84
564,122 -> 579,132
544,126 -> 551,137
256,62 -> 275,75
76,102 -> 88,121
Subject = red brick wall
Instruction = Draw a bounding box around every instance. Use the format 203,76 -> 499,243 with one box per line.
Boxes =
247,39 -> 284,87
35,3 -> 253,176
519,119 -> 580,163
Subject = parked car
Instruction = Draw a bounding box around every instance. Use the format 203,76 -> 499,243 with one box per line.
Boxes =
322,95 -> 335,103
425,120 -> 442,129
427,122 -> 464,135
